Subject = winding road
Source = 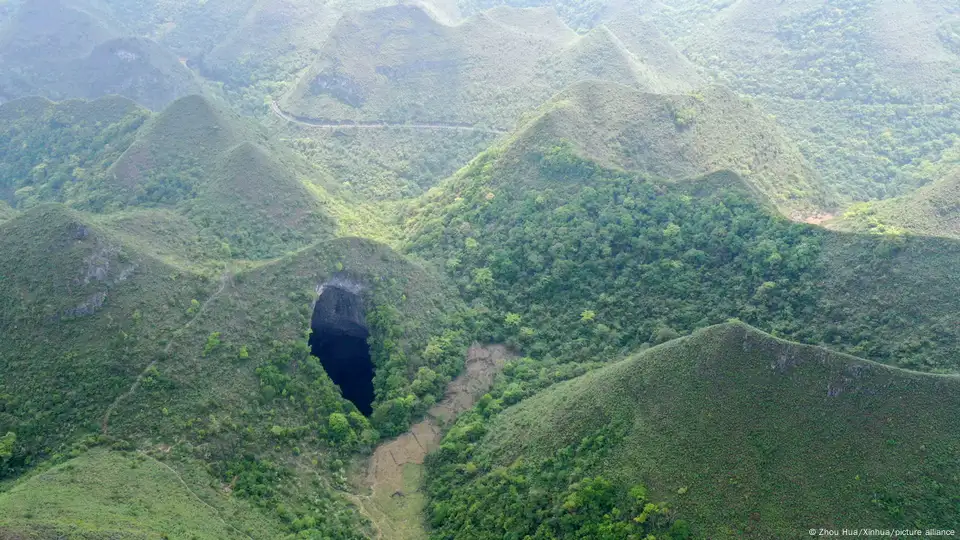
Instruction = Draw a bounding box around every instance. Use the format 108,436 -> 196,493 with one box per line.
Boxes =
270,101 -> 509,135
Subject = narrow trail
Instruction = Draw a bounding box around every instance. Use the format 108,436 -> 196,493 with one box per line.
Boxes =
101,271 -> 232,435
270,101 -> 509,135
346,345 -> 511,540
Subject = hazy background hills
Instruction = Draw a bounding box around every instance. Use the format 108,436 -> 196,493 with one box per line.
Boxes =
0,0 -> 202,109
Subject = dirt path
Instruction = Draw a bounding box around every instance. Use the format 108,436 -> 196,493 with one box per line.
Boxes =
350,344 -> 511,540
101,271 -> 232,435
270,101 -> 509,135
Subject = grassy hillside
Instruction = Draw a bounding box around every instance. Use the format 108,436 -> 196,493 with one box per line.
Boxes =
68,37 -> 204,111
426,323 -> 960,538
0,205 -> 204,475
0,200 -> 470,538
600,11 -> 705,92
0,0 -> 119,61
405,114 -> 960,373
0,448 -> 264,539
497,80 -> 827,214
281,5 -> 697,128
199,0 -> 396,89
87,234 -> 470,538
834,167 -> 960,239
672,0 -> 959,104
105,94 -> 348,259
454,0 -> 959,204
273,4 -> 709,204
92,209 -> 229,274
280,124 -> 499,200
0,94 -> 351,260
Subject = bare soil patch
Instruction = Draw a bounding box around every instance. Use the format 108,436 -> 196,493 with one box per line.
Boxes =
355,344 -> 511,539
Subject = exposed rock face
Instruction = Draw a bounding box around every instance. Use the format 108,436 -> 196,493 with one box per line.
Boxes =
311,280 -> 366,338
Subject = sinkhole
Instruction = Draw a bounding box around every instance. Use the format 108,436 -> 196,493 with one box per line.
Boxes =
308,282 -> 375,416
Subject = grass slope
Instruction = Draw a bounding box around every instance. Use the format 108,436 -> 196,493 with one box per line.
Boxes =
508,80 -> 829,214
429,323 -> 960,538
0,203 -> 466,537
600,9 -> 705,92
834,168 -> 960,239
641,0 -> 960,202
0,448 -> 256,539
677,0 -> 959,103
0,205 -> 204,472
67,36 -> 204,111
282,5 -> 697,128
0,0 -> 119,61
108,94 -> 342,259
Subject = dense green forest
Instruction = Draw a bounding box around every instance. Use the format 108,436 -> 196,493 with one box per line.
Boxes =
407,143 -> 960,372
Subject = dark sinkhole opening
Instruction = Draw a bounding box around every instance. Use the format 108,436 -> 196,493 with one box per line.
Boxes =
308,284 -> 375,416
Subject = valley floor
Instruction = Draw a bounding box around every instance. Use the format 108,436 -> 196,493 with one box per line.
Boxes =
350,344 -> 511,540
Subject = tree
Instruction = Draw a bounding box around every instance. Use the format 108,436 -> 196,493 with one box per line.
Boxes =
0,432 -> 14,465
328,413 -> 351,442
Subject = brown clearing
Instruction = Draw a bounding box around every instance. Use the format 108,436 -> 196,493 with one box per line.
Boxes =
351,344 -> 512,540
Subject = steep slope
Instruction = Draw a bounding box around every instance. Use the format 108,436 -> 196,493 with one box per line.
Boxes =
835,168 -> 960,239
452,0 -> 960,203
0,0 -> 119,61
195,0 -> 464,89
0,96 -> 149,209
67,37 -> 204,110
0,205 -> 203,474
0,0 -> 199,109
645,0 -> 960,202
406,114 -> 960,373
107,95 -> 339,258
275,4 -> 703,203
179,141 -> 337,258
678,0 -> 959,103
199,0 -> 395,87
0,448 -> 263,539
108,94 -> 245,186
281,5 -> 697,128
505,81 -> 828,213
427,323 -> 960,538
0,205 -> 469,538
600,7 -> 705,90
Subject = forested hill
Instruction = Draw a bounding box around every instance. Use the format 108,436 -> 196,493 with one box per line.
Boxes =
0,94 -> 369,260
835,167 -> 960,239
455,0 -> 960,204
0,202 -> 469,538
426,323 -> 960,538
405,118 -> 960,373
